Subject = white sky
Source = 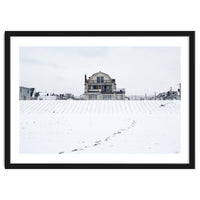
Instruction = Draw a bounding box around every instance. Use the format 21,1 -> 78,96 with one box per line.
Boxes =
20,46 -> 180,96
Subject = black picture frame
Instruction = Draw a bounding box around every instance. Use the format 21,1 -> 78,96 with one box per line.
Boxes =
5,31 -> 195,169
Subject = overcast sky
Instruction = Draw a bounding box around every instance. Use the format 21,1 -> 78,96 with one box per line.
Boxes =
20,46 -> 180,96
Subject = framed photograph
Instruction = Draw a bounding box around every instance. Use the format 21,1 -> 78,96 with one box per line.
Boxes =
5,31 -> 195,169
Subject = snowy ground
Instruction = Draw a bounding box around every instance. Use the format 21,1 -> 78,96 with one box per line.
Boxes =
20,100 -> 180,154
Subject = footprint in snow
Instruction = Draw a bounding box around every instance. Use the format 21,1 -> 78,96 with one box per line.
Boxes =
104,136 -> 111,141
72,148 -> 84,152
71,120 -> 136,152
113,131 -> 121,136
93,141 -> 102,147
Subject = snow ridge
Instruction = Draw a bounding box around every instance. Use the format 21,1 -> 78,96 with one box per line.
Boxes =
20,100 -> 180,115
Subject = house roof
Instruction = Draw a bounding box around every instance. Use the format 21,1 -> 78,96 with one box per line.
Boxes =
88,71 -> 112,81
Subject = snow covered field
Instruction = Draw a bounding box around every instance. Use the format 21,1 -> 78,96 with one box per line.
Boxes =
20,100 -> 180,154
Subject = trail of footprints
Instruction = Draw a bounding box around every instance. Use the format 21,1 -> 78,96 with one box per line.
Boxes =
58,120 -> 136,154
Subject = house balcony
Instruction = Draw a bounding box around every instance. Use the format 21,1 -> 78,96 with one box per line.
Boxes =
88,80 -> 113,84
87,89 -> 113,94
101,90 -> 113,94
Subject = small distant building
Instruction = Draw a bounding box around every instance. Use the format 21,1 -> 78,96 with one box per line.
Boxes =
83,71 -> 125,100
128,95 -> 146,100
19,87 -> 36,100
157,88 -> 181,100
64,93 -> 74,100
37,92 -> 58,100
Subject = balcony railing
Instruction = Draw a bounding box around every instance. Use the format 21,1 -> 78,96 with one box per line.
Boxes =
101,90 -> 113,94
88,80 -> 113,84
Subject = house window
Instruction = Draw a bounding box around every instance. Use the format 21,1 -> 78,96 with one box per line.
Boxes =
103,85 -> 110,92
97,76 -> 104,83
89,95 -> 97,100
27,90 -> 29,94
116,94 -> 123,100
103,95 -> 111,100
89,85 -> 98,90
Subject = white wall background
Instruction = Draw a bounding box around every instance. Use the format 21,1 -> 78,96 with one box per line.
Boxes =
0,1 -> 199,200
